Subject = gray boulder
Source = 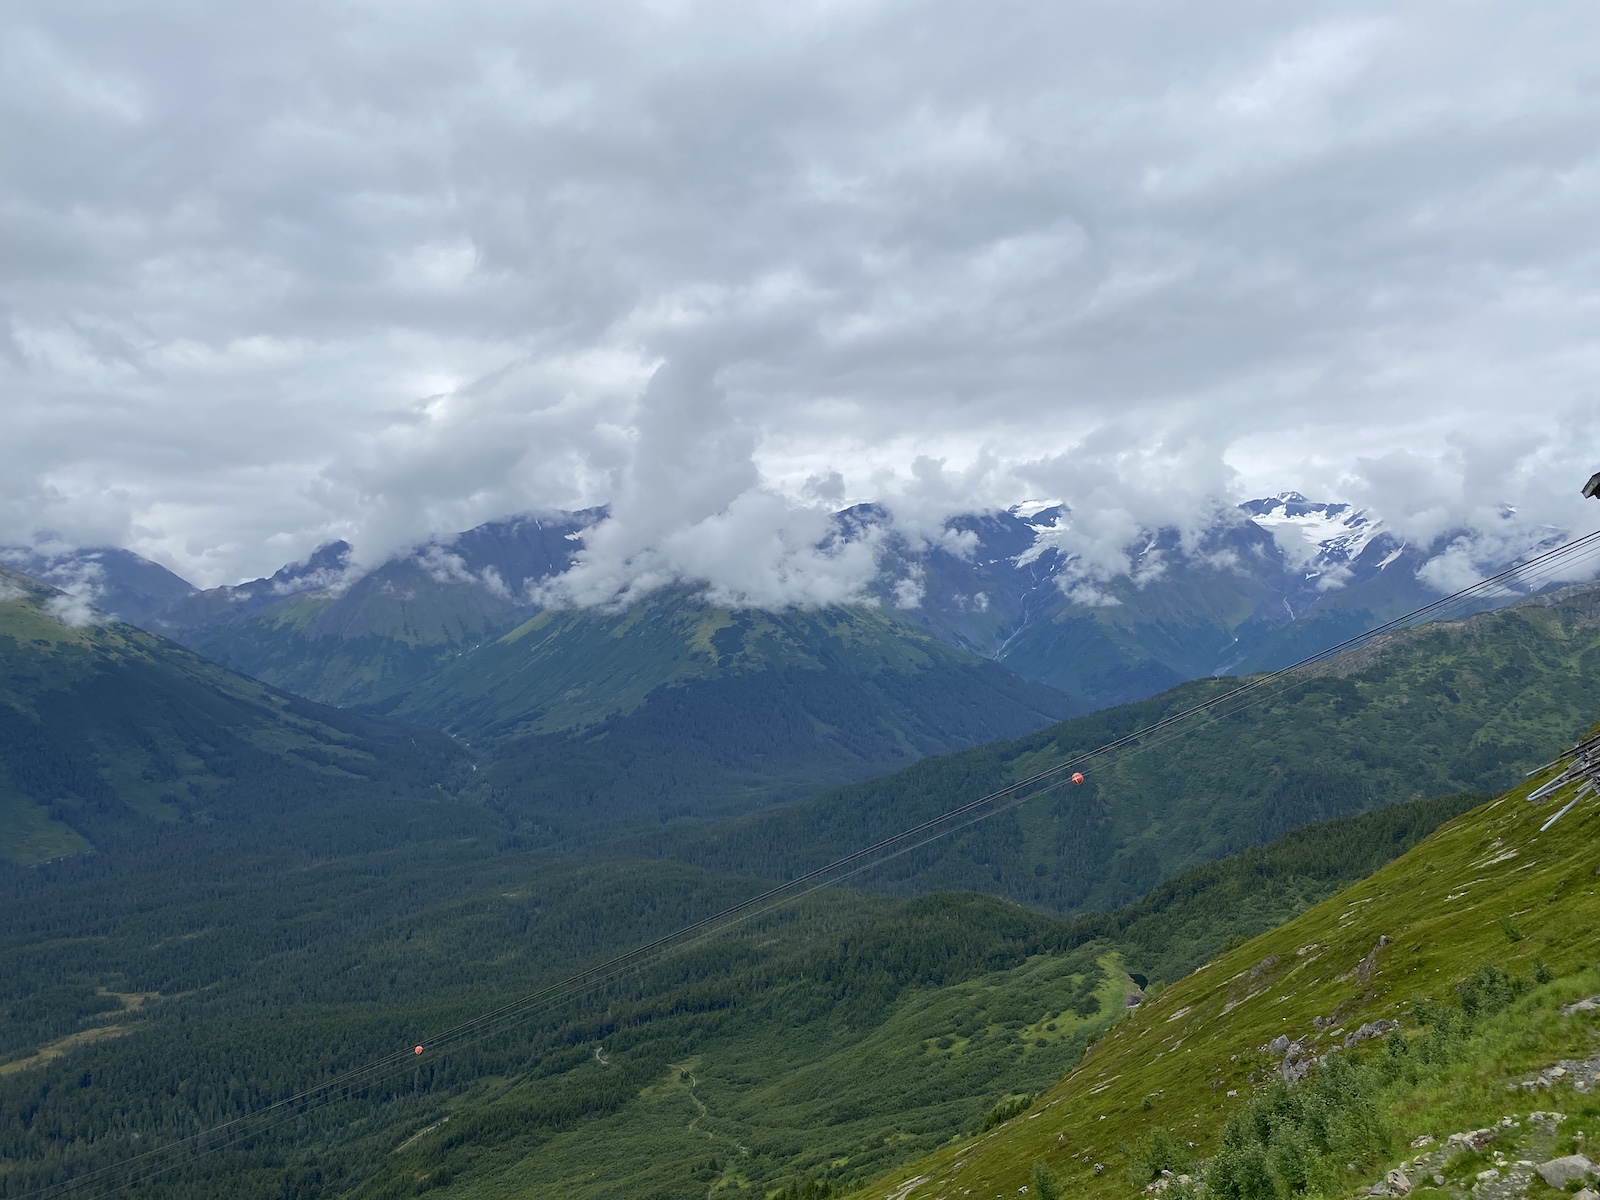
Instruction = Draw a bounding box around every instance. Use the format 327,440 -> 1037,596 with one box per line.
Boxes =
1535,1155 -> 1595,1188
1344,1020 -> 1399,1049
1446,1129 -> 1497,1152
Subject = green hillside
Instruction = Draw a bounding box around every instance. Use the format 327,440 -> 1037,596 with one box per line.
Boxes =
0,564 -> 464,864
660,583 -> 1600,912
389,589 -> 1057,740
164,554 -> 532,711
160,551 -> 1076,824
0,786 -> 1480,1200
852,730 -> 1600,1200
346,794 -> 1488,1200
400,591 -> 1073,823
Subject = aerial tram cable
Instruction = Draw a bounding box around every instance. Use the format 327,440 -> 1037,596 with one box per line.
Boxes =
31,523 -> 1600,1198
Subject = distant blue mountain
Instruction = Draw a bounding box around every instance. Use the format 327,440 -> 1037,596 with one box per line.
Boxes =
0,545 -> 195,625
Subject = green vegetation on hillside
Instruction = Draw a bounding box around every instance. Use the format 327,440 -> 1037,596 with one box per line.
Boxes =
853,728 -> 1600,1200
0,786 -> 1481,1199
177,564 -> 518,712
5,558 -> 1598,1200
1056,790 -> 1488,986
0,564 -> 467,863
398,590 -> 1072,822
660,584 -> 1600,913
162,572 -> 1076,826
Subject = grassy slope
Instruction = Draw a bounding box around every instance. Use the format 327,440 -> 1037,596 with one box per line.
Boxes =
662,584 -> 1600,914
851,733 -> 1600,1200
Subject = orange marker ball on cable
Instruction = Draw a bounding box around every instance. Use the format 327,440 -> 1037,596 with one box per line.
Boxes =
414,1045 -> 425,1055
1070,772 -> 1085,785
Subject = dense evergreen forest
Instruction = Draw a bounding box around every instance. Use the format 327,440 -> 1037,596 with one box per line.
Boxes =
3,566 -> 1593,1197
0,564 -> 470,864
0,791 -> 1485,1199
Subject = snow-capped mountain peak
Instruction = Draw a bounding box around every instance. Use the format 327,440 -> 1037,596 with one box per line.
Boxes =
1242,493 -> 1381,567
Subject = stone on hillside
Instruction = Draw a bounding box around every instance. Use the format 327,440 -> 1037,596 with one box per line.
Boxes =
1345,1020 -> 1399,1049
1572,1188 -> 1598,1200
1561,996 -> 1600,1015
1410,1135 -> 1435,1149
1446,1129 -> 1497,1152
1265,1035 -> 1290,1054
1384,1168 -> 1412,1195
1535,1155 -> 1595,1188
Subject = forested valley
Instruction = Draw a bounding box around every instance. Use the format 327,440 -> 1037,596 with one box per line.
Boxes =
4,564 -> 1600,1198
0,790 -> 1484,1199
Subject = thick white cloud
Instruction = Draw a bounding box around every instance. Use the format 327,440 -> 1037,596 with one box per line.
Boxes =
2,0 -> 1598,594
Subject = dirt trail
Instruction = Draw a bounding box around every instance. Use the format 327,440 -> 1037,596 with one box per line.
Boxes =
670,1062 -> 751,1158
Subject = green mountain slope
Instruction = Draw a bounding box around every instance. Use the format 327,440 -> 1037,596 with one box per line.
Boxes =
399,590 -> 1074,823
150,529 -> 1075,823
0,564 -> 464,864
155,516 -> 587,709
852,730 -> 1600,1200
660,583 -> 1600,912
390,590 -> 1048,739
0,784 -> 1479,1199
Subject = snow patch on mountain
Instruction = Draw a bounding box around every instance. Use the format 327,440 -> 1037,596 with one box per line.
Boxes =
1243,492 -> 1382,577
1011,499 -> 1063,522
1000,493 -> 1379,603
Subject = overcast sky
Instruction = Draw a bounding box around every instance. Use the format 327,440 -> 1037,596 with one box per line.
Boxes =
4,0 -> 1599,597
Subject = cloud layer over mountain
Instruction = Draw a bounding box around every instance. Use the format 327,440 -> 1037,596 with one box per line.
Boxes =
3,0 -> 1599,599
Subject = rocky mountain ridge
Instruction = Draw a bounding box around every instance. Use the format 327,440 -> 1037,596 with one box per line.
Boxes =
4,495 -> 1574,721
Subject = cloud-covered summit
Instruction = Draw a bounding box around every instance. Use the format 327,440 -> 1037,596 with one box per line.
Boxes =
2,0 -> 1598,600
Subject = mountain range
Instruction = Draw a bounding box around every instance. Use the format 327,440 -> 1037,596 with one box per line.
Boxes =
4,494 -> 1573,831
6,493 -> 1568,726
4,491 -> 1599,1200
